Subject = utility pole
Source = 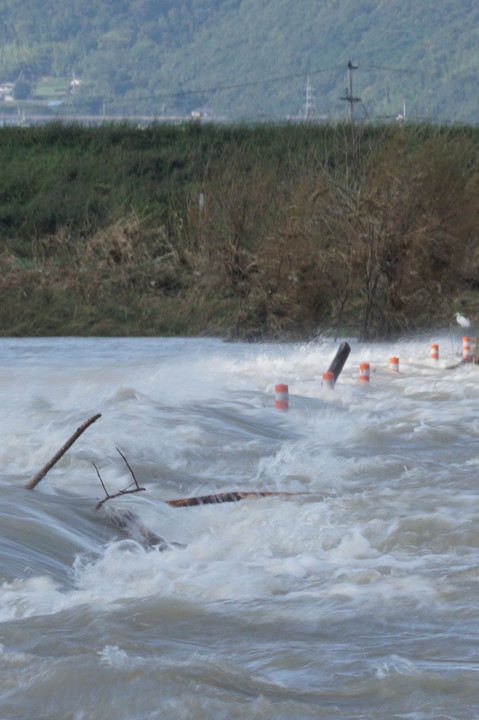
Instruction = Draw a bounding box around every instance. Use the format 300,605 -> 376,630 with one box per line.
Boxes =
340,61 -> 361,123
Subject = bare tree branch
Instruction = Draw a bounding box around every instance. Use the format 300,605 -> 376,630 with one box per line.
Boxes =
116,446 -> 141,489
92,461 -> 109,497
95,485 -> 146,510
26,413 -> 102,490
94,447 -> 146,509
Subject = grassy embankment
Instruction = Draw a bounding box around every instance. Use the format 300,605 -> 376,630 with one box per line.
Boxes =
1,122 -> 479,340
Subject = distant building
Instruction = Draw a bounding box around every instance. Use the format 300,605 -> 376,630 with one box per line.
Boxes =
0,82 -> 15,102
190,107 -> 215,120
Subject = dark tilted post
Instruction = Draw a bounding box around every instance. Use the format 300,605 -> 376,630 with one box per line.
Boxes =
327,342 -> 351,383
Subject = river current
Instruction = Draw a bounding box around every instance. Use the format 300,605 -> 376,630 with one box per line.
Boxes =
0,335 -> 478,719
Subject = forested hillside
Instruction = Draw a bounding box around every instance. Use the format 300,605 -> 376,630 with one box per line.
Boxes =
0,0 -> 478,122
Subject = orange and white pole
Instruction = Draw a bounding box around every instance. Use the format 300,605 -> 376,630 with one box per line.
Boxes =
389,357 -> 399,373
359,363 -> 370,384
275,384 -> 289,410
430,343 -> 439,361
463,337 -> 471,359
322,371 -> 335,389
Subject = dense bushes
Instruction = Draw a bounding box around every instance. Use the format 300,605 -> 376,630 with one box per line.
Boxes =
1,122 -> 479,339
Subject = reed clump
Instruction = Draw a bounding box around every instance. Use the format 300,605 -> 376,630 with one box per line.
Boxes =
1,122 -> 478,339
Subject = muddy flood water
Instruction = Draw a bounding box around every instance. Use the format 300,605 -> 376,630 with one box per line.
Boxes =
1,335 -> 478,719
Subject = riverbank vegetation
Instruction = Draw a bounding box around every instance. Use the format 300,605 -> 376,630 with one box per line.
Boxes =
1,121 -> 479,340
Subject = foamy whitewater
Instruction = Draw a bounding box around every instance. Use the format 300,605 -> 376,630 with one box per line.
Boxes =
1,335 -> 479,719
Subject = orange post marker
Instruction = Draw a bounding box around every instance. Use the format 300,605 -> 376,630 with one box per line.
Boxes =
389,357 -> 399,372
463,337 -> 470,359
359,363 -> 370,383
275,383 -> 289,410
322,371 -> 335,389
430,343 -> 439,360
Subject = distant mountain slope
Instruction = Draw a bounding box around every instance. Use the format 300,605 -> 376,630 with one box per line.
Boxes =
0,0 -> 478,122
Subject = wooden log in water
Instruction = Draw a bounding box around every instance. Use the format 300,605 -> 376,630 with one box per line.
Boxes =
165,490 -> 301,507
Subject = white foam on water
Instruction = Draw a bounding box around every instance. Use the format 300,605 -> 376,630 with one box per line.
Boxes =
0,485 -> 451,621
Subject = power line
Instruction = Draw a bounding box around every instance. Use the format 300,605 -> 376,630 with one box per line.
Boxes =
101,65 -> 345,106
88,62 -> 478,125
361,64 -> 424,76
129,62 -> 423,105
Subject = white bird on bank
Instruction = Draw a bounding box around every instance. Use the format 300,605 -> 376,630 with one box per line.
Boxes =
455,312 -> 471,328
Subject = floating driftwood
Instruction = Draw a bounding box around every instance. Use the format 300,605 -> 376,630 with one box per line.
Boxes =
165,490 -> 303,507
